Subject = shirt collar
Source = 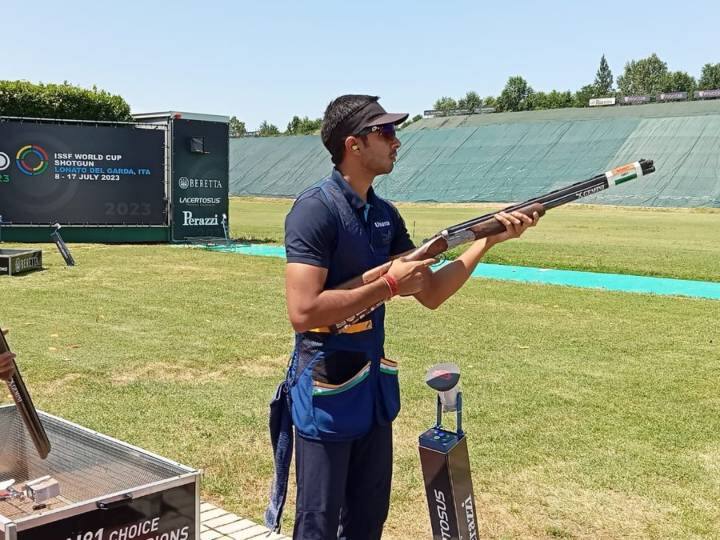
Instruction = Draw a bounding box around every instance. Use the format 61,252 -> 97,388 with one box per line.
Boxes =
330,168 -> 377,210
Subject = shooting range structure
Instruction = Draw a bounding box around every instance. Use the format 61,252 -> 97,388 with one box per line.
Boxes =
229,99 -> 720,207
0,112 -> 229,243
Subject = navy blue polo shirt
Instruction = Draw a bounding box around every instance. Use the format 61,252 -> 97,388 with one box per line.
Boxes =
285,169 -> 414,287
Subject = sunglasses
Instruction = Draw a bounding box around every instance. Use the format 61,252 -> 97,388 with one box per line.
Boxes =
357,124 -> 397,139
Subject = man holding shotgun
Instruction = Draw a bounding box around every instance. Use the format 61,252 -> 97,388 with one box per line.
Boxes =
274,94 -> 539,539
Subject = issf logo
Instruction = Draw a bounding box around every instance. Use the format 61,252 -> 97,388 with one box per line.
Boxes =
0,153 -> 10,183
16,145 -> 49,176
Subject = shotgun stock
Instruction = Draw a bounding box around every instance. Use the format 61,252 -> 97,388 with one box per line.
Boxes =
328,159 -> 655,332
0,327 -> 51,459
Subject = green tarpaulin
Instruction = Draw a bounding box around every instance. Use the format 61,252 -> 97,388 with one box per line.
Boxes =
230,101 -> 720,207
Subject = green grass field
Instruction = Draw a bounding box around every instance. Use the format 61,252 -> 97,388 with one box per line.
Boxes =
1,198 -> 719,538
230,197 -> 720,282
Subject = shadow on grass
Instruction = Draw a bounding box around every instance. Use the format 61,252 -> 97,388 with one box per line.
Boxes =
230,236 -> 279,245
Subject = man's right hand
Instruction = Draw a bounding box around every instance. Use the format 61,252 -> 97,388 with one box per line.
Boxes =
386,257 -> 436,296
0,351 -> 16,381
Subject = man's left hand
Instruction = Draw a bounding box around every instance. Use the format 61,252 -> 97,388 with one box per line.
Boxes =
487,210 -> 539,246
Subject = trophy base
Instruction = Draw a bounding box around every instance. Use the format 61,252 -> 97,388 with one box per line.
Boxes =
419,428 -> 478,539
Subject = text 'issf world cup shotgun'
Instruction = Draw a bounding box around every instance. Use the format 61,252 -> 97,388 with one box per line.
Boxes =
329,159 -> 656,333
0,327 -> 51,459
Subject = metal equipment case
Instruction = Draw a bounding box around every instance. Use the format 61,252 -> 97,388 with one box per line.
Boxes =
0,406 -> 200,540
0,250 -> 42,276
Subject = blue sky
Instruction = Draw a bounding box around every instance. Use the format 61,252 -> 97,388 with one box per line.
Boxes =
5,0 -> 718,130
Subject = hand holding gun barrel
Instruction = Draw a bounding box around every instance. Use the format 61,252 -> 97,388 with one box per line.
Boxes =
330,159 -> 655,332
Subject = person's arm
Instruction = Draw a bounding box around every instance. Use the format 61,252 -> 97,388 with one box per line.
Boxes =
413,210 -> 539,310
0,351 -> 15,381
284,195 -> 434,332
286,256 -> 434,332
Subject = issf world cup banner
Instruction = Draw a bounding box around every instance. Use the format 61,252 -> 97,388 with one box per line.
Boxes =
0,120 -> 166,225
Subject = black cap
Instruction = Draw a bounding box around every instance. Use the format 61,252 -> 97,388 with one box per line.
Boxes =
358,100 -> 408,130
336,100 -> 408,138
322,95 -> 408,164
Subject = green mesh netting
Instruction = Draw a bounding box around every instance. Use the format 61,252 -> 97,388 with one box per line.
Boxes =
229,101 -> 720,207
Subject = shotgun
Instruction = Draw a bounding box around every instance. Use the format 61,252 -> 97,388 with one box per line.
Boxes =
0,327 -> 51,459
330,159 -> 656,332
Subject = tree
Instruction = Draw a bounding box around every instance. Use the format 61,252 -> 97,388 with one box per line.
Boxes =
663,71 -> 696,94
457,91 -> 482,112
530,90 -> 574,110
698,63 -> 720,90
594,54 -> 614,95
0,80 -> 132,121
433,96 -> 458,112
617,53 -> 669,96
286,116 -> 301,135
573,84 -> 597,107
286,115 -> 322,135
258,121 -> 280,137
527,91 -> 547,110
228,116 -> 246,137
482,96 -> 497,109
497,76 -> 534,112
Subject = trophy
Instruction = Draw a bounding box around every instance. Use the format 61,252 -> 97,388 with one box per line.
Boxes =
418,363 -> 478,540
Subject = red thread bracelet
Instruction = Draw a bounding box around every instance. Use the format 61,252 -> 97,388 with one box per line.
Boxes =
382,274 -> 399,298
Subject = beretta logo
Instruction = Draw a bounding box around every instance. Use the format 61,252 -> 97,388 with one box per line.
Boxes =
178,176 -> 223,190
182,211 -> 219,226
13,255 -> 40,273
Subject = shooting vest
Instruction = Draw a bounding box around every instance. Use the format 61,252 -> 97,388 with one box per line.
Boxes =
288,173 -> 401,441
265,172 -> 403,531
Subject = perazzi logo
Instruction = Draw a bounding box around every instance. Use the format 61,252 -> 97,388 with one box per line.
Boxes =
182,211 -> 219,226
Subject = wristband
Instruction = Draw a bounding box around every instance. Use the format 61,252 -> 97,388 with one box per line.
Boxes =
381,274 -> 399,298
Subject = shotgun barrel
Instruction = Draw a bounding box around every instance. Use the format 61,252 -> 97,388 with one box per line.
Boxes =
327,160 -> 655,333
0,328 -> 51,459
